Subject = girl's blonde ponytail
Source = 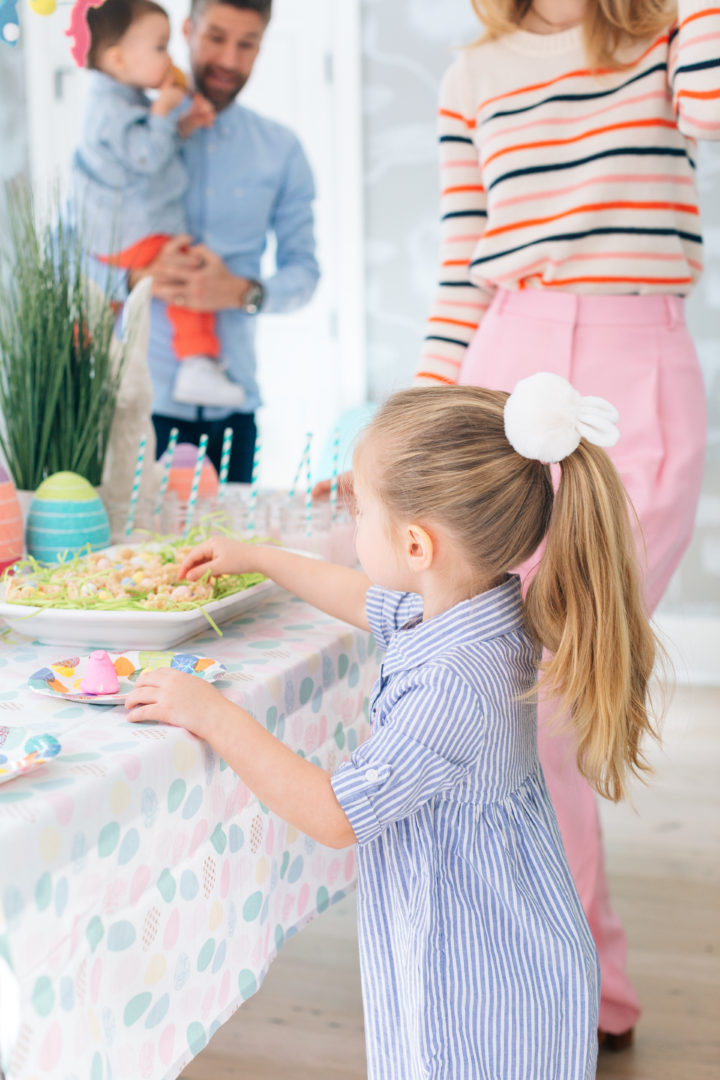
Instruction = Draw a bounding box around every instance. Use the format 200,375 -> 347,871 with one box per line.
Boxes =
524,439 -> 659,802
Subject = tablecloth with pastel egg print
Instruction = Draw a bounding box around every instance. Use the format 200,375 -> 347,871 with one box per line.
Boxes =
0,592 -> 378,1080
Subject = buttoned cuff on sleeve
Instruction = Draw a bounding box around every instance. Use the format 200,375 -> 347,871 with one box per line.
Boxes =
331,760 -> 394,846
331,728 -> 470,847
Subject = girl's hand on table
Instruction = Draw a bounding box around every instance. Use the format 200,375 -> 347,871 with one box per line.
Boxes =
179,536 -> 261,581
125,669 -> 228,739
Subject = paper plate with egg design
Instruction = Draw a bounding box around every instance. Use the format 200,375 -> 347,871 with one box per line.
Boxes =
28,651 -> 227,705
0,733 -> 62,785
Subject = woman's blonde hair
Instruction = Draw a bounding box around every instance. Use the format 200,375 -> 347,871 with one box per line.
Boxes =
471,0 -> 677,69
360,385 -> 659,803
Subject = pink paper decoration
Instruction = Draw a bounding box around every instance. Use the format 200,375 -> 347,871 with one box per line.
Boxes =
0,465 -> 23,573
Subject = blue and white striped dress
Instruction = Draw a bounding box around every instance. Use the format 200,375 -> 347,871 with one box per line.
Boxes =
331,575 -> 599,1079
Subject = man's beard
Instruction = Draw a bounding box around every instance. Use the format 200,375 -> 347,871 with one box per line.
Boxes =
194,65 -> 247,110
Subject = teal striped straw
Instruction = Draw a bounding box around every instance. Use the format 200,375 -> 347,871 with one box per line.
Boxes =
247,431 -> 262,533
304,432 -> 313,537
217,427 -> 233,501
124,434 -> 147,538
184,435 -> 208,538
154,427 -> 179,519
329,426 -> 340,523
288,433 -> 312,500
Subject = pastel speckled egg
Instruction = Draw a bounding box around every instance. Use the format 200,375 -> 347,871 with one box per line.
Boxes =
26,472 -> 110,564
0,466 -> 23,573
164,443 -> 219,502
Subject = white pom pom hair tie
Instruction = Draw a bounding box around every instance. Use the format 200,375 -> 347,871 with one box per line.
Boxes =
503,372 -> 620,464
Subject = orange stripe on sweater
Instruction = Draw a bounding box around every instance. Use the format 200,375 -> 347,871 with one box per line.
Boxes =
442,184 -> 485,196
475,33 -> 670,114
439,108 -> 476,129
525,273 -> 694,287
676,87 -> 720,101
677,7 -> 720,32
415,371 -> 459,385
429,316 -> 479,330
501,251 -> 702,284
482,199 -> 699,239
483,118 -> 678,167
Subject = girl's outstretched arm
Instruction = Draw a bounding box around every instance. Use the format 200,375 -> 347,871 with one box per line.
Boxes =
180,537 -> 371,631
126,671 -> 356,849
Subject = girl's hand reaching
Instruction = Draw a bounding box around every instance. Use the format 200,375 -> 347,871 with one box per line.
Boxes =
126,668 -> 226,739
178,536 -> 263,582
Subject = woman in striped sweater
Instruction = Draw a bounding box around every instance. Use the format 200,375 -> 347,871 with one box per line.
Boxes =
418,0 -> 719,1049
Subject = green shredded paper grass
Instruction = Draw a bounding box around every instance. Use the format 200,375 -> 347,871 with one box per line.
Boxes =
1,521 -> 267,636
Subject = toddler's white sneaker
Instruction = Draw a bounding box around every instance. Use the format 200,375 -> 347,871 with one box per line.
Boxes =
172,356 -> 246,408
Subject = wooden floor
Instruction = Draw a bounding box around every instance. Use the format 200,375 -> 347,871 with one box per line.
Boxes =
180,686 -> 720,1079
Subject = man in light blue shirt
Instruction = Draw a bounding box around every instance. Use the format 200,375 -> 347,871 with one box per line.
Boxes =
132,0 -> 319,480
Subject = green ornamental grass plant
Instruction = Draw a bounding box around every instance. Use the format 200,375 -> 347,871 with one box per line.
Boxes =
0,192 -> 124,490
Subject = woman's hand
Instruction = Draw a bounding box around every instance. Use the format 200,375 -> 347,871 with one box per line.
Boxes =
178,536 -> 263,581
125,668 -> 227,740
312,469 -> 354,502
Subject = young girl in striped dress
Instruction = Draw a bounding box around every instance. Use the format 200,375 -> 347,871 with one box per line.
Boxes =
418,0 -> 719,1046
127,375 -> 659,1079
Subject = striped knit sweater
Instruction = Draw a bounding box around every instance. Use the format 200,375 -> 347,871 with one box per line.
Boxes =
417,0 -> 720,385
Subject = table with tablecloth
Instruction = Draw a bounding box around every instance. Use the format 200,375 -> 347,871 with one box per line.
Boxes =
0,589 -> 378,1080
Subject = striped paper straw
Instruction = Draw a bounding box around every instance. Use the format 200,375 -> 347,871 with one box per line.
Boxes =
217,427 -> 233,501
154,427 -> 178,519
183,434 -> 208,537
125,434 -> 147,538
288,432 -> 312,500
304,432 -> 313,537
329,426 -> 340,523
247,431 -> 262,533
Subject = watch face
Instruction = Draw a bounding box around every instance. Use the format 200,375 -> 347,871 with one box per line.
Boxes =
244,283 -> 264,313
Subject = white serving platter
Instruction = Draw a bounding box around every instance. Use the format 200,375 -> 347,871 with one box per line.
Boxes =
0,574 -> 279,650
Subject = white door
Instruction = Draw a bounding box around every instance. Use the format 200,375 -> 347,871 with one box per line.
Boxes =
22,0 -> 365,488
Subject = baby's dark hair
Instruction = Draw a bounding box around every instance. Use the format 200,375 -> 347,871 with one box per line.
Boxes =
86,0 -> 169,70
189,0 -> 271,22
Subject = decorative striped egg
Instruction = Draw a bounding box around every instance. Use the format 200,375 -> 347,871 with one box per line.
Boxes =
164,443 -> 219,502
26,472 -> 110,564
0,466 -> 23,573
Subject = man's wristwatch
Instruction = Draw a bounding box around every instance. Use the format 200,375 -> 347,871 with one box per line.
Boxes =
241,280 -> 265,315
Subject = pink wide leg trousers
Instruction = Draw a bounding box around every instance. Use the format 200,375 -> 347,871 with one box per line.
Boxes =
459,288 -> 707,1034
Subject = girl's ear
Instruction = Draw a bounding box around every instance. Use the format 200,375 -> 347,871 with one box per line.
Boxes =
102,44 -> 125,78
404,523 -> 434,573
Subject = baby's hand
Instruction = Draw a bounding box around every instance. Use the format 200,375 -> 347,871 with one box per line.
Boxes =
125,668 -> 222,739
178,535 -> 261,582
151,77 -> 187,117
178,93 -> 216,138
